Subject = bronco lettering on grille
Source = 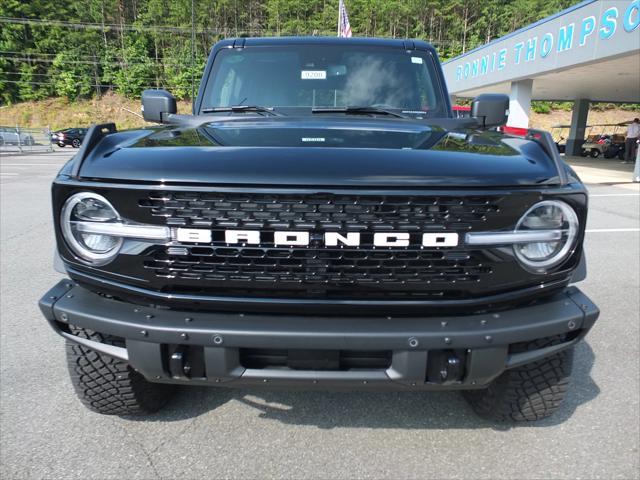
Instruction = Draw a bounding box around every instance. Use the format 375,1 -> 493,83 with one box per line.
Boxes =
176,228 -> 459,247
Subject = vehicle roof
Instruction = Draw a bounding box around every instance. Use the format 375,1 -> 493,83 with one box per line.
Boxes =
217,36 -> 435,50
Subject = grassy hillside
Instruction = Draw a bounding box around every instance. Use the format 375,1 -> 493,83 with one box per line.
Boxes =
0,92 -> 191,131
0,93 -> 637,133
531,108 -> 638,132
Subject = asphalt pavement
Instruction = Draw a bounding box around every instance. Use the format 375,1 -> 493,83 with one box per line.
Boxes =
1,150 -> 639,479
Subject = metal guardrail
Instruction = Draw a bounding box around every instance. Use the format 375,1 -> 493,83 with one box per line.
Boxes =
0,125 -> 53,153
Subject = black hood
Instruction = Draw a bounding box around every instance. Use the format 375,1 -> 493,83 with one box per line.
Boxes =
77,117 -> 561,187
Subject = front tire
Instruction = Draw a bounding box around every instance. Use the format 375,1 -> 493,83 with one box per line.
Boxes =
72,138 -> 81,148
590,149 -> 600,158
66,326 -> 175,415
463,337 -> 574,422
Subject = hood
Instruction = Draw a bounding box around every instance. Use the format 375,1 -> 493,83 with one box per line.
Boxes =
77,117 -> 561,187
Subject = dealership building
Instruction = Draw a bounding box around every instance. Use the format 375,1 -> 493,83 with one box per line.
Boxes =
442,0 -> 640,156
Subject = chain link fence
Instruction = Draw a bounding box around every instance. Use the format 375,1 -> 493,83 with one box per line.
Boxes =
0,126 -> 53,153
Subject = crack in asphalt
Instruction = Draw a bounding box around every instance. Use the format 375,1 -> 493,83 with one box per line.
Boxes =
148,417 -> 200,455
0,221 -> 50,243
103,415 -> 201,479
109,420 -> 162,479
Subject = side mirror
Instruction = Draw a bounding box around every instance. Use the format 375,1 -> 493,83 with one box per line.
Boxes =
141,89 -> 177,123
471,93 -> 509,129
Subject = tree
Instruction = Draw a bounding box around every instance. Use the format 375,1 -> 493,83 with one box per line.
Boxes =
0,0 -> 592,104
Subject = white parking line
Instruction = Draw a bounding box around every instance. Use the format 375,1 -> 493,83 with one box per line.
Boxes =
586,228 -> 640,233
590,193 -> 640,197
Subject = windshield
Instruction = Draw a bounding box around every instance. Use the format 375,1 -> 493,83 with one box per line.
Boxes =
200,45 -> 447,117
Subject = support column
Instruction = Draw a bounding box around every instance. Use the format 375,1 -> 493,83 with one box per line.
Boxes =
507,79 -> 533,129
633,143 -> 640,183
566,99 -> 590,157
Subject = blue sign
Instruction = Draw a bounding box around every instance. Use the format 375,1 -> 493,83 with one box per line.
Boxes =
447,0 -> 639,85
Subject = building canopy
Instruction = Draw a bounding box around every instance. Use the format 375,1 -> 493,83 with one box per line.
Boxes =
443,0 -> 640,103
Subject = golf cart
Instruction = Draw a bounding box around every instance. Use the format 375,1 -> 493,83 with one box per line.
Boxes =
581,123 -> 628,159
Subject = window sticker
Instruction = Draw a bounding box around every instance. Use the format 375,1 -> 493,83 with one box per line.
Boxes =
301,70 -> 327,80
411,56 -> 423,64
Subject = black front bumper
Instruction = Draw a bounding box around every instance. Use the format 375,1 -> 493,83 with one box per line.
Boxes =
39,280 -> 599,390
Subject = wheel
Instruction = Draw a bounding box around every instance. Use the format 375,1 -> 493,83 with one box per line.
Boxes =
590,149 -> 600,158
72,138 -> 81,148
66,326 -> 175,415
603,146 -> 615,159
463,337 -> 574,422
58,142 -> 65,147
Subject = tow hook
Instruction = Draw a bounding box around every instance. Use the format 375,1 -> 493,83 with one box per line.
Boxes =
169,346 -> 191,379
426,350 -> 465,384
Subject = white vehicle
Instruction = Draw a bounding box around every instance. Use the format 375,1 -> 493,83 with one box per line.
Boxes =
581,123 -> 628,159
0,127 -> 35,146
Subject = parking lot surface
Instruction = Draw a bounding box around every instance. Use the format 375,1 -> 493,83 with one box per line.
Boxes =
1,150 -> 639,479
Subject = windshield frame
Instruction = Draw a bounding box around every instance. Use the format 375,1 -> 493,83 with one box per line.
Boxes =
195,41 -> 452,119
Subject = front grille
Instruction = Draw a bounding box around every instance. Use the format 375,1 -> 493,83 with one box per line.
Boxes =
143,247 -> 492,298
120,190 -> 538,300
139,192 -> 501,231
136,191 -> 507,298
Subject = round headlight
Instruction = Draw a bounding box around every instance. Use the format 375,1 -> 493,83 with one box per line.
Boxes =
61,192 -> 123,265
513,200 -> 579,272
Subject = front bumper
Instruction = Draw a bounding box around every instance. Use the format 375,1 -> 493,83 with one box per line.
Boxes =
39,280 -> 599,390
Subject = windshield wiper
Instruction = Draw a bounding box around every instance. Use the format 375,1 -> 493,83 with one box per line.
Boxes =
201,105 -> 282,116
311,106 -> 408,119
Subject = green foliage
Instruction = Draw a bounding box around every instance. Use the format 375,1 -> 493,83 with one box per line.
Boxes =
533,101 -> 640,114
0,0 -> 588,105
588,102 -> 640,112
112,34 -> 157,98
50,52 -> 93,100
550,101 -> 573,112
531,102 -> 551,114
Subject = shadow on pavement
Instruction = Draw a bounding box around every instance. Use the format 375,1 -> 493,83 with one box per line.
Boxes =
126,341 -> 599,430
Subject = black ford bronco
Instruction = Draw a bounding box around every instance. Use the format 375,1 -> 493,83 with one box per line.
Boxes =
39,37 -> 599,421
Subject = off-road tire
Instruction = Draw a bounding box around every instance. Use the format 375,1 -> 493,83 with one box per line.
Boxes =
463,337 -> 574,422
66,326 -> 175,415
